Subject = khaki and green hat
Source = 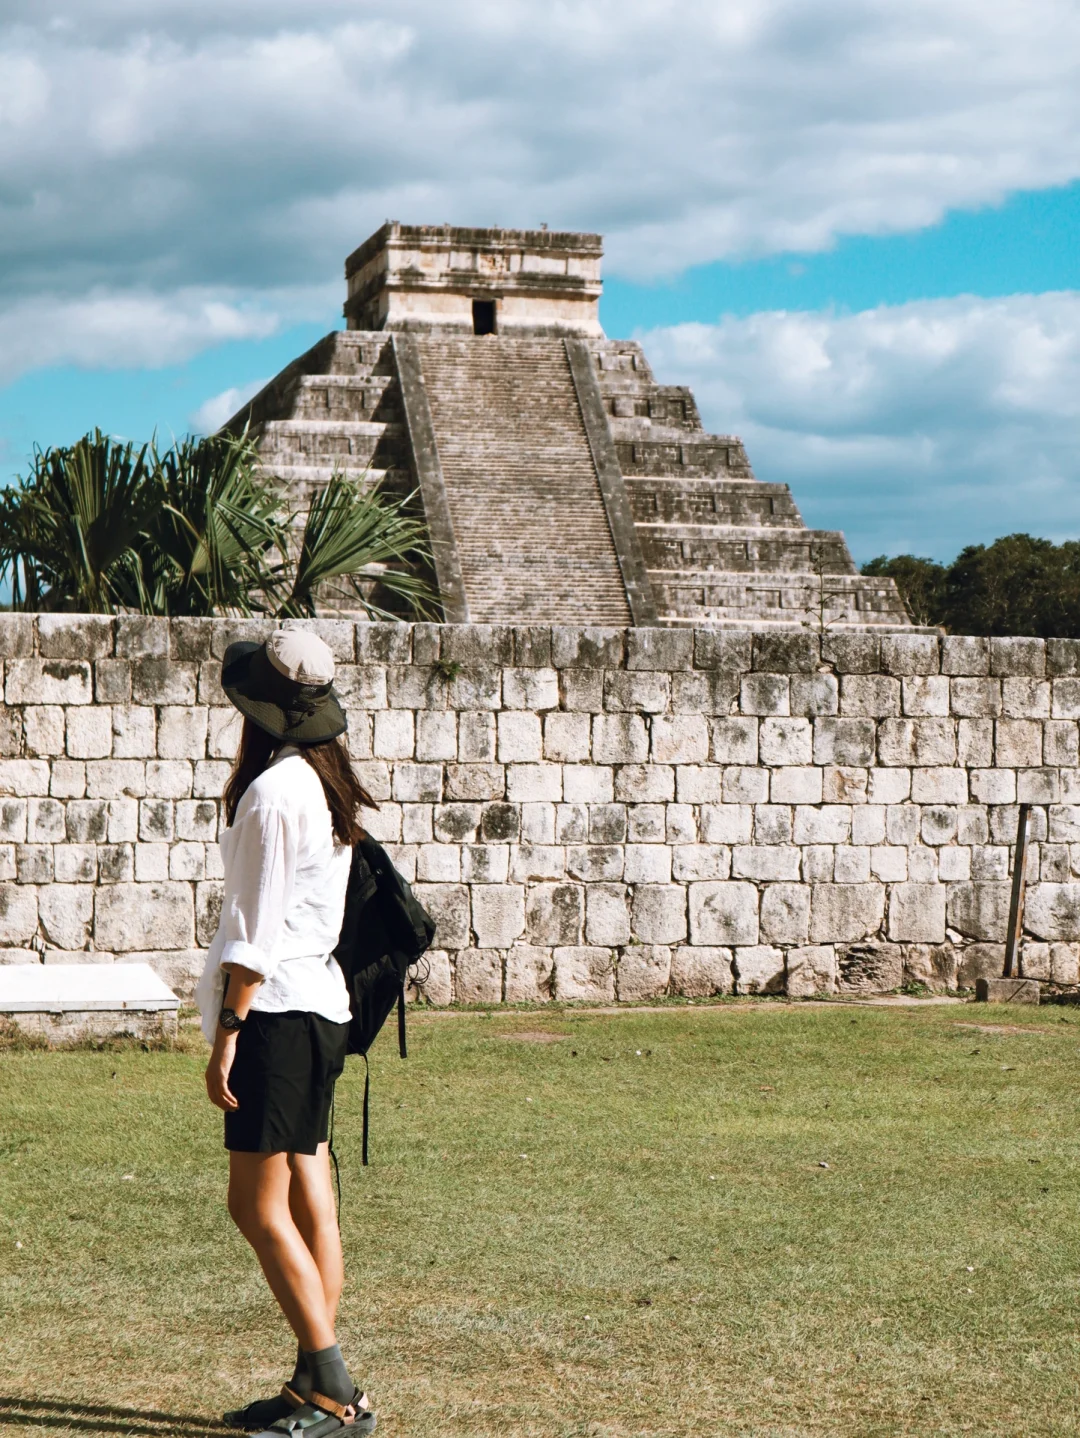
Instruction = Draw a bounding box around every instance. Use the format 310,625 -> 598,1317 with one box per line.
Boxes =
221,630 -> 347,745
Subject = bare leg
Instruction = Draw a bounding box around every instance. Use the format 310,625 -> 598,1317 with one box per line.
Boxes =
288,1144 -> 343,1325
228,1151 -> 336,1351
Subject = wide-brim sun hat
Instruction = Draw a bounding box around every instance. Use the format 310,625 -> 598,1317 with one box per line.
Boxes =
221,629 -> 348,745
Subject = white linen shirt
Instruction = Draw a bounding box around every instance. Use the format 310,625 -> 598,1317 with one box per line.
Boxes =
196,746 -> 352,1042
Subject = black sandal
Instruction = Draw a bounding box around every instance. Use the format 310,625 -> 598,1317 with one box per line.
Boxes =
255,1388 -> 375,1438
224,1384 -> 306,1431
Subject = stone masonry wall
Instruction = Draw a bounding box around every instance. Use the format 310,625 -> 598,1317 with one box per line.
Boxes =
1,615 -> 1079,1004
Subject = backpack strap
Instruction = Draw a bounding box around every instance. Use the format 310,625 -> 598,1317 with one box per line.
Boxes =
361,1053 -> 370,1168
398,984 -> 407,1059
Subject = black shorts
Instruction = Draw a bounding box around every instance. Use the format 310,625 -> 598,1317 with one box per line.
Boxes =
224,1010 -> 349,1156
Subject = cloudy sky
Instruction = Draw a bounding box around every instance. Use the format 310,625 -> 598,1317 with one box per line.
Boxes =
2,0 -> 1079,562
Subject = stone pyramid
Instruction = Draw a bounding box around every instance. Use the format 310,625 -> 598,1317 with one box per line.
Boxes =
223,223 -> 912,630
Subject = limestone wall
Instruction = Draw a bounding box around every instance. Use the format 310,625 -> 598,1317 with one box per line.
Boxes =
1,615 -> 1078,1004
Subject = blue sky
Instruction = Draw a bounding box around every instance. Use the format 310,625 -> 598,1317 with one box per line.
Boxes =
2,1 -> 1080,565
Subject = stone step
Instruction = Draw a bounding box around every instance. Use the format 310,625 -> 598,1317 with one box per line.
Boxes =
652,570 -> 910,622
641,529 -> 857,575
629,482 -> 804,527
258,421 -> 405,464
616,437 -> 753,478
415,335 -> 631,626
601,386 -> 702,430
289,375 -> 399,421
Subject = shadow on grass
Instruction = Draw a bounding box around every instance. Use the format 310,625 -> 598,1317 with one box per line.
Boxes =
0,1397 -> 225,1436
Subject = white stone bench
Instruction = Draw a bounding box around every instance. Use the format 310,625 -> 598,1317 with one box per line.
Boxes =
0,963 -> 181,1042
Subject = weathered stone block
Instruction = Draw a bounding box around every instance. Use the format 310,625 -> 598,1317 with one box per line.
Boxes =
566,845 -> 624,882
754,632 -> 823,673
670,945 -> 733,996
526,883 -> 584,945
990,637 -> 1045,677
94,881 -> 193,950
564,765 -> 614,803
626,804 -> 662,842
671,670 -> 740,714
497,713 -> 543,763
732,845 -> 801,881
759,882 -> 810,942
506,764 -> 562,802
558,669 -> 604,712
432,803 -> 481,844
512,626 -> 552,668
693,629 -> 752,672
417,845 -> 460,883
24,708 -> 65,757
38,615 -> 114,661
461,843 -> 509,884
451,948 -> 501,1004
553,946 -> 614,1001
392,763 -> 445,803
887,883 -> 947,942
724,767 -> 770,803
555,803 -> 588,844
131,658 -> 197,706
543,713 -> 591,763
354,624 -> 412,666
631,885 -> 686,943
551,627 -> 625,669
941,635 -> 989,676
740,674 -> 789,716
471,885 -> 525,948
1017,768 -> 1059,804
604,670 -> 670,714
770,767 -> 823,805
793,806 -> 851,845
1044,720 -> 1079,767
413,883 -> 470,949
809,884 -> 884,942
881,634 -> 939,676
758,717 -> 812,767
504,945 -> 554,1002
617,944 -> 672,1000
651,715 -> 708,764
837,942 -> 903,993
1025,883 -> 1080,941
689,881 -> 758,946
592,714 -> 648,764
0,615 -> 34,658
910,768 -> 968,804
833,846 -> 871,883
627,627 -> 692,671
878,719 -> 956,767
839,674 -> 900,717
813,718 -> 875,766
1002,678 -> 1050,719
94,659 -> 132,704
736,944 -> 787,994
672,845 -> 731,881
699,804 -> 752,844
613,764 -> 673,802
902,676 -> 950,717
947,882 -> 1011,940
787,672 -> 838,718
0,885 -> 38,944
586,883 -> 630,945
709,718 -> 758,764
86,760 -> 148,799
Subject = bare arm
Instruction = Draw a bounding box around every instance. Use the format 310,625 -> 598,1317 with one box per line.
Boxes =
204,963 -> 263,1112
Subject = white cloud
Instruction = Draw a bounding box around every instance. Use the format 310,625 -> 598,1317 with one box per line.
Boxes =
189,378 -> 268,435
0,2 -> 1077,332
641,292 -> 1080,561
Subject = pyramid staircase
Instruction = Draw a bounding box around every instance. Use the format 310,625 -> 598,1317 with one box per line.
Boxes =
224,331 -> 911,629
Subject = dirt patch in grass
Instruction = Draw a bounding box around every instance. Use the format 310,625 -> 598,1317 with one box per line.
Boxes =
953,1022 -> 1054,1036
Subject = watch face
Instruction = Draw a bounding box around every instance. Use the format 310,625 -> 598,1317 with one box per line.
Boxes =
219,1008 -> 243,1031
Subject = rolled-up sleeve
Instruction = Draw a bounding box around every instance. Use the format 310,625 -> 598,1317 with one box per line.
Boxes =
218,799 -> 297,980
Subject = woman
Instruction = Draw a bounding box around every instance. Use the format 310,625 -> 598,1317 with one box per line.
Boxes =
195,629 -> 378,1438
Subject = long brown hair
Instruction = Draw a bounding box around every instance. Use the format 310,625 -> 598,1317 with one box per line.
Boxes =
223,718 -> 378,845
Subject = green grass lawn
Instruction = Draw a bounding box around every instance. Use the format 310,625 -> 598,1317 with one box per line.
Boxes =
2,1001 -> 1080,1438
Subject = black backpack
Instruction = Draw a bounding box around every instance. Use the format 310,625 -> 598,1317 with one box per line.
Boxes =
333,834 -> 436,1162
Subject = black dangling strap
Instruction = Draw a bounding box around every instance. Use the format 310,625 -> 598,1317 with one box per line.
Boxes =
328,1085 -> 342,1220
361,1053 -> 370,1167
398,984 -> 407,1059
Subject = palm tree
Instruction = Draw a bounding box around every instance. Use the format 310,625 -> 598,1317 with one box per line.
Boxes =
0,430 -> 438,620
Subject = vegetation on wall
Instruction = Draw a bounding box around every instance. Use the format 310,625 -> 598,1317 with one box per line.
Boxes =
862,534 -> 1080,636
0,429 -> 436,619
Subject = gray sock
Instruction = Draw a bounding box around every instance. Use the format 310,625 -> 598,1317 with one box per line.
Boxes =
305,1343 -> 354,1406
289,1344 -> 311,1399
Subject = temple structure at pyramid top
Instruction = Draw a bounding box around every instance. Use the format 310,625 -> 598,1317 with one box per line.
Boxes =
224,223 -> 914,630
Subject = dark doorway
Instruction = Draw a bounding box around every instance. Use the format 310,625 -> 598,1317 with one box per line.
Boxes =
472,299 -> 497,335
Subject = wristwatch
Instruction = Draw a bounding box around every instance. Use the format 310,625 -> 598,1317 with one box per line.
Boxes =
218,1007 -> 245,1032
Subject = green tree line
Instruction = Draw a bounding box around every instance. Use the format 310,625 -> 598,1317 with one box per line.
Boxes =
862,534 -> 1080,636
0,429 -> 436,619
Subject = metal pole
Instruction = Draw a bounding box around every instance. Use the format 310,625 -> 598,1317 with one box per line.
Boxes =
1003,803 -> 1031,978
